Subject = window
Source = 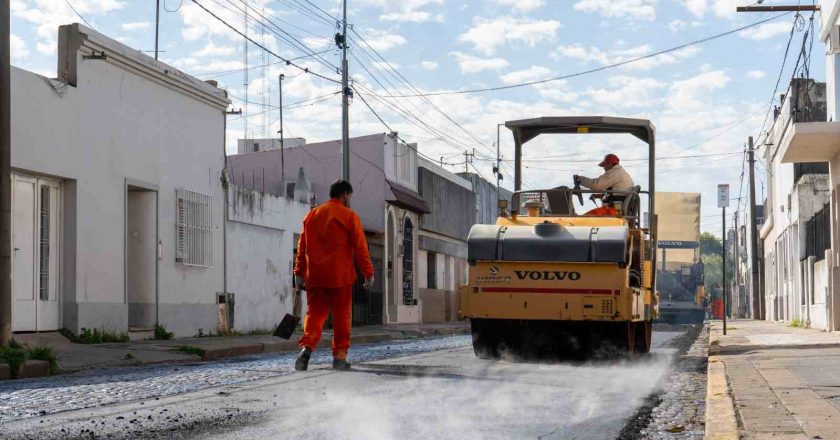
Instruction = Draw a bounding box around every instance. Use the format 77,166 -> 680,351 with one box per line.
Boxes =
427,252 -> 437,289
402,217 -> 414,305
39,185 -> 50,301
176,189 -> 213,267
285,182 -> 296,199
253,142 -> 259,152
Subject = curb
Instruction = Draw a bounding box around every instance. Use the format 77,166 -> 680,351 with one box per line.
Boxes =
704,327 -> 739,440
0,360 -> 51,381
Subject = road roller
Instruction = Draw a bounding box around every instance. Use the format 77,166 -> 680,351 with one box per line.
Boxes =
460,116 -> 659,359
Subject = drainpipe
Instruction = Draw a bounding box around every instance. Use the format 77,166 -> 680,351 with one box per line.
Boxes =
221,110 -> 229,300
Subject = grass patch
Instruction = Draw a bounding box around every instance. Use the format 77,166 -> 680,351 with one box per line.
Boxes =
154,324 -> 174,340
789,319 -> 807,328
61,327 -> 130,344
27,345 -> 58,374
173,345 -> 206,358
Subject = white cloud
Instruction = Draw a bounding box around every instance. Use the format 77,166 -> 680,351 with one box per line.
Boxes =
449,51 -> 510,74
553,44 -> 700,70
421,61 -> 439,70
373,61 -> 399,70
359,28 -> 407,51
13,0 -> 126,57
678,0 -> 708,18
193,41 -> 236,57
667,70 -> 730,110
587,76 -> 666,108
10,34 -> 28,61
747,70 -> 766,79
493,0 -> 545,13
573,0 -> 656,21
711,0 -> 741,18
362,0 -> 445,23
499,65 -> 552,84
669,19 -> 704,32
458,16 -> 562,55
739,22 -> 791,41
121,21 -> 150,31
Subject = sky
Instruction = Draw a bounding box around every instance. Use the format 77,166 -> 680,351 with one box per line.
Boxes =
8,0 -> 826,234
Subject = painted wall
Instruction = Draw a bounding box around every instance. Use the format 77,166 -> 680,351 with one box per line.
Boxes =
225,184 -> 310,332
10,24 -> 228,336
228,133 -> 390,232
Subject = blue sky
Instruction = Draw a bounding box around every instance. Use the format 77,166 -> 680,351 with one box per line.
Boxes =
9,0 -> 824,233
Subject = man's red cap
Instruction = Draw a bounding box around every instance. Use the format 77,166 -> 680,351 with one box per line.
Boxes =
599,154 -> 620,167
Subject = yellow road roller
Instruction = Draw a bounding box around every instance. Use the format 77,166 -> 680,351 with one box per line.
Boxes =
460,116 -> 658,359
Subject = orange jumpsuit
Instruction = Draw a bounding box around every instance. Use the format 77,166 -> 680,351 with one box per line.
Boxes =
294,199 -> 374,360
584,205 -> 620,216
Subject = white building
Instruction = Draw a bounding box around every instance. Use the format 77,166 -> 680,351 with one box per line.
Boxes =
225,167 -> 312,332
762,78 -> 835,330
10,24 -> 230,337
236,137 -> 306,155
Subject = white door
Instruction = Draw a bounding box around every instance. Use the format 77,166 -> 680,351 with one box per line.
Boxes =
12,175 -> 60,332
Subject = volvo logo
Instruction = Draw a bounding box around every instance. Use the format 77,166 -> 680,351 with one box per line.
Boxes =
489,266 -> 499,276
514,270 -> 581,281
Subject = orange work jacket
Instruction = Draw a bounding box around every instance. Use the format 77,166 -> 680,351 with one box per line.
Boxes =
294,199 -> 374,288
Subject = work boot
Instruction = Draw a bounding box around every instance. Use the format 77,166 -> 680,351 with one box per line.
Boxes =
295,347 -> 312,371
332,358 -> 351,371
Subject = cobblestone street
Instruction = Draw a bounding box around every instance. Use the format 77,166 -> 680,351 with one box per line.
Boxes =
0,335 -> 472,423
0,327 -> 706,440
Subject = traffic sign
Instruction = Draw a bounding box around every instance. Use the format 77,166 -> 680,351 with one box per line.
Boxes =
717,184 -> 730,208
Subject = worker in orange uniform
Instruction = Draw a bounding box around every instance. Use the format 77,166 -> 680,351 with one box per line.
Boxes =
575,153 -> 635,216
293,180 -> 374,372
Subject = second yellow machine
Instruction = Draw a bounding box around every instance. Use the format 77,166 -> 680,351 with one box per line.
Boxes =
460,116 -> 659,358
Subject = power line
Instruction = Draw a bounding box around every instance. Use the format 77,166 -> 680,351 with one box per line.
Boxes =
64,0 -> 94,29
190,0 -> 340,84
374,13 -> 792,98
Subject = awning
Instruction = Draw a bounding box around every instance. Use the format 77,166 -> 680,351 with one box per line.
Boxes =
386,180 -> 430,213
779,121 -> 840,163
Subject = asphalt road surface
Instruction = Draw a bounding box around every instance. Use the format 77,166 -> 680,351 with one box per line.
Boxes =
0,329 -> 690,440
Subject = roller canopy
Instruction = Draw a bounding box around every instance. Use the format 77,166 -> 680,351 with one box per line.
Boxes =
504,116 -> 655,145
468,223 -> 629,264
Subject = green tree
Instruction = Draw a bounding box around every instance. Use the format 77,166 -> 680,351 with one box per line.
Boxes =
699,233 -> 734,299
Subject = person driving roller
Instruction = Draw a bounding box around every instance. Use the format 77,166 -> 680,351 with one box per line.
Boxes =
574,153 -> 635,216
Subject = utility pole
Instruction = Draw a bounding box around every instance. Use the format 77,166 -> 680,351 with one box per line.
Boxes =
736,5 -> 819,12
339,0 -> 350,181
495,123 -> 504,208
154,0 -> 160,60
244,0 -> 249,147
718,184 -> 730,335
748,136 -> 762,320
734,210 -> 741,318
0,0 -> 11,346
278,73 -> 285,187
464,148 -> 475,174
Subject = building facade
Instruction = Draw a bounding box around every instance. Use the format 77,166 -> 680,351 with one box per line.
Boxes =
228,133 -> 428,324
10,24 -> 230,337
762,78 -> 835,329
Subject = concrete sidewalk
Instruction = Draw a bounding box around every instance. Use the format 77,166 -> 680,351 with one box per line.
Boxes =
705,319 -> 840,440
12,322 -> 469,374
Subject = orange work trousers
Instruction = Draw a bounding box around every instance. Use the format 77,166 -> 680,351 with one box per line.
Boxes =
299,286 -> 353,360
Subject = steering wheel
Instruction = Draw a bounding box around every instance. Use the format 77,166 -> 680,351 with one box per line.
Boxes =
572,175 -> 584,206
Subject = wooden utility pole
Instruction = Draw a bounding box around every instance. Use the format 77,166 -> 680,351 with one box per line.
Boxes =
0,0 -> 11,346
748,137 -> 762,320
737,5 -> 819,12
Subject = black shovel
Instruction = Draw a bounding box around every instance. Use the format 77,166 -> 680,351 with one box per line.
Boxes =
274,284 -> 303,339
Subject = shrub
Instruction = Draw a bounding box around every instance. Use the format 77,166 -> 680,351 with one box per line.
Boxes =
0,347 -> 27,378
173,345 -> 206,358
27,345 -> 58,374
154,324 -> 174,340
74,328 -> 130,344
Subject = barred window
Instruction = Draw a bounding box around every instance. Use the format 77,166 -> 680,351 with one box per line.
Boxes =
176,189 -> 213,267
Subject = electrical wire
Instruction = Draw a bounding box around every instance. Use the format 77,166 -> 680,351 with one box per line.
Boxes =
190,0 -> 340,84
64,0 -> 95,29
374,13 -> 792,98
